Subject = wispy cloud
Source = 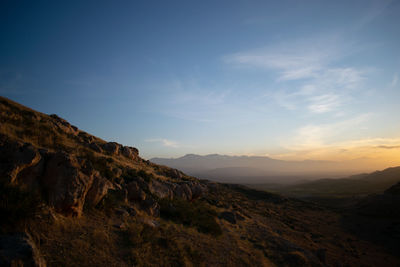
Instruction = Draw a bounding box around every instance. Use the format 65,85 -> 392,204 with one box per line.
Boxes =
308,94 -> 341,113
284,113 -> 372,149
145,138 -> 179,148
225,36 -> 368,114
272,136 -> 400,169
377,145 -> 400,149
224,41 -> 331,81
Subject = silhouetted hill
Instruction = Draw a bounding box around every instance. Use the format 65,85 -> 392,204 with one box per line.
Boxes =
253,167 -> 400,198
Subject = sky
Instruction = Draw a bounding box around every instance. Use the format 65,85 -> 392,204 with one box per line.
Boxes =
1,0 -> 400,165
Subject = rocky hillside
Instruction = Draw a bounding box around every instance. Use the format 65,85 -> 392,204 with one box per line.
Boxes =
1,96 -> 400,267
0,96 -> 206,218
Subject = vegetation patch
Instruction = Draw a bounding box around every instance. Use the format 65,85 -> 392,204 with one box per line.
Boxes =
159,198 -> 222,236
122,221 -> 202,267
82,149 -> 115,180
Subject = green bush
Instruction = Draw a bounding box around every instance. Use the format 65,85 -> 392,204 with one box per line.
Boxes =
159,199 -> 222,236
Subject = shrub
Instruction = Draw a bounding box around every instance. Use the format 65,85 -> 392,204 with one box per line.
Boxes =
123,222 -> 159,248
159,199 -> 222,236
122,222 -> 186,266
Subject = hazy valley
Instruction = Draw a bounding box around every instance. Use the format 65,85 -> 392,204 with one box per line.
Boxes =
150,154 -> 389,184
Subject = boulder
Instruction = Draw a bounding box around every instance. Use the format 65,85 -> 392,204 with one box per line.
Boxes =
149,180 -> 173,199
188,182 -> 207,199
78,131 -> 95,144
88,142 -> 102,153
102,142 -> 121,155
85,173 -> 114,206
173,183 -> 192,200
0,233 -> 46,267
140,197 -> 160,217
13,155 -> 45,190
0,139 -> 41,184
41,152 -> 94,217
49,114 -> 79,136
121,146 -> 138,160
127,181 -> 146,202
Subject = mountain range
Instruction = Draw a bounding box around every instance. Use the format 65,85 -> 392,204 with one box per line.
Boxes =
151,154 -> 382,184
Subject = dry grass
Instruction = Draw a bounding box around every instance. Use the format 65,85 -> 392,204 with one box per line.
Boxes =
25,203 -> 271,267
30,211 -> 127,267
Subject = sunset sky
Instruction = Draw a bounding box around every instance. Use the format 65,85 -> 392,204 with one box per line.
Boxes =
1,0 -> 399,165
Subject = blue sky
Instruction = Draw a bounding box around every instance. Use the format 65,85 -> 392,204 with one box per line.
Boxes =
1,0 -> 400,163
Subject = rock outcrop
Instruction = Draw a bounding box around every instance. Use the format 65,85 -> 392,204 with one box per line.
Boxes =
102,142 -> 121,155
149,180 -> 174,199
0,138 -> 41,184
85,173 -> 115,206
127,181 -> 147,202
49,114 -> 79,136
0,135 -> 207,217
41,152 -> 95,217
99,142 -> 139,160
121,146 -> 139,160
0,96 -> 208,219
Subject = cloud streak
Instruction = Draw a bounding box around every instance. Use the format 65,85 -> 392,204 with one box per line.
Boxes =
273,137 -> 400,168
224,36 -> 367,115
284,113 -> 372,150
145,138 -> 179,148
224,41 -> 330,81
